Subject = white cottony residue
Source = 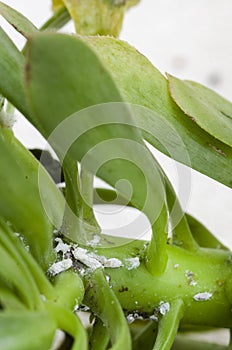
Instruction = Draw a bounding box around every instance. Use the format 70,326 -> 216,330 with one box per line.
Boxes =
159,301 -> 170,315
48,258 -> 73,276
104,258 -> 122,268
72,247 -> 122,270
126,314 -> 135,324
185,270 -> 197,286
87,234 -> 101,247
51,237 -> 124,274
72,247 -> 103,270
54,238 -> 71,255
124,257 -> 140,270
193,292 -> 212,301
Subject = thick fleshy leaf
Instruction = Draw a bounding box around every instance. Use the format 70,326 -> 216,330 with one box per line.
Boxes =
186,214 -> 228,250
84,268 -> 131,350
0,27 -> 29,117
0,127 -> 64,268
53,0 -> 139,36
168,74 -> 232,148
0,311 -> 57,350
85,36 -> 232,188
25,32 -> 165,230
0,2 -> 38,38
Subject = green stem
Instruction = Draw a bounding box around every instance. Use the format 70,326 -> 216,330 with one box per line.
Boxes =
80,166 -> 101,235
145,204 -> 168,275
165,178 -> 199,251
40,7 -> 71,31
61,156 -> 84,242
153,299 -> 184,350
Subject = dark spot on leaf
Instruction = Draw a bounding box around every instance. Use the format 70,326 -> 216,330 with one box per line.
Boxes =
208,143 -> 226,157
220,110 -> 232,120
119,286 -> 128,292
189,115 -> 197,123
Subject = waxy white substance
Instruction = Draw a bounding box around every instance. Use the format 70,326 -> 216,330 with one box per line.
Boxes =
124,257 -> 140,270
193,292 -> 212,301
48,258 -> 73,276
159,301 -> 170,315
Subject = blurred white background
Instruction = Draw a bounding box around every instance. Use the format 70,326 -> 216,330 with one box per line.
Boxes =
1,0 -> 232,248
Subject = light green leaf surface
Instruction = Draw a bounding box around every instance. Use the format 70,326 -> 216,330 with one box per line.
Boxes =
0,127 -> 64,268
0,27 -> 29,117
0,311 -> 57,350
25,32 -> 165,233
0,2 -> 38,38
85,36 -> 232,189
186,214 -> 228,250
168,74 -> 232,148
84,268 -> 131,350
153,299 -> 184,350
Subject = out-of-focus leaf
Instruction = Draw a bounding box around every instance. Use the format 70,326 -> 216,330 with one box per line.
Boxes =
0,27 -> 29,117
52,0 -> 64,11
168,74 -> 232,148
25,32 -> 165,238
0,2 -> 38,38
29,148 -> 64,184
186,214 -> 228,250
40,6 -> 70,31
85,36 -> 232,189
0,311 -> 57,350
53,0 -> 140,36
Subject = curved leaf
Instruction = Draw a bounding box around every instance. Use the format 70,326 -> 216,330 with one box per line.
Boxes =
153,299 -> 184,350
0,127 -> 64,268
0,27 -> 29,117
186,214 -> 228,250
168,74 -> 232,148
84,36 -> 232,189
0,2 -> 38,38
84,268 -> 131,350
0,311 -> 56,350
24,32 -> 165,238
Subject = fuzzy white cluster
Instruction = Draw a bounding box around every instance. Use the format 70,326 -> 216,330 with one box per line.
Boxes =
48,237 -> 140,276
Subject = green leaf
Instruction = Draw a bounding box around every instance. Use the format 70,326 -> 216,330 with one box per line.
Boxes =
0,1 -> 38,38
84,268 -> 131,350
84,36 -> 232,189
186,214 -> 228,250
40,6 -> 70,31
0,220 -> 43,309
168,74 -> 232,148
0,27 -> 29,117
0,127 -> 64,268
153,299 -> 184,350
45,302 -> 88,350
54,0 -> 140,37
0,311 -> 57,350
25,32 -> 165,240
